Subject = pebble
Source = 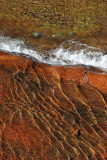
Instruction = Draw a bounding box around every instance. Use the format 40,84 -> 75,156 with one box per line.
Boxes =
32,32 -> 42,38
103,52 -> 107,56
69,32 -> 76,37
54,33 -> 64,38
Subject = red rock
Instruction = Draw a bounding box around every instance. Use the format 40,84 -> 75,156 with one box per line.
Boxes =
0,51 -> 107,160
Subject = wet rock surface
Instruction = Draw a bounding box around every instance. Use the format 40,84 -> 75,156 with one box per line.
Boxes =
0,51 -> 107,160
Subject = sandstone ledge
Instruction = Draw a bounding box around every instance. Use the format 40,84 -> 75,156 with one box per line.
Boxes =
0,51 -> 107,160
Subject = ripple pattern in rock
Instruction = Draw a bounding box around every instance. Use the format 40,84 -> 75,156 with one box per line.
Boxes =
0,51 -> 107,160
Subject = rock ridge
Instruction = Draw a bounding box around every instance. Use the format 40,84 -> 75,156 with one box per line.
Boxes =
0,51 -> 107,160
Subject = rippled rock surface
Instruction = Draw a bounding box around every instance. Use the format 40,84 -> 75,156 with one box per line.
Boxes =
0,51 -> 107,160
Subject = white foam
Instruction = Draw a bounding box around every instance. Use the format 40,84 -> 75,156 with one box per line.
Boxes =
0,34 -> 107,71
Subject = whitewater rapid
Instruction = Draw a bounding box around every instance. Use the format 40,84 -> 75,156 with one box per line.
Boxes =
0,34 -> 107,71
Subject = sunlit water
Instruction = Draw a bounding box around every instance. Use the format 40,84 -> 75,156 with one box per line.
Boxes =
0,34 -> 107,71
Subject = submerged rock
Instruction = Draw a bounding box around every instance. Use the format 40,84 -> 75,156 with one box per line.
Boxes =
103,51 -> 107,56
32,32 -> 42,38
69,32 -> 76,37
54,33 -> 64,38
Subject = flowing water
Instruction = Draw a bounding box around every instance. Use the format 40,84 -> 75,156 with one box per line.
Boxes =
0,34 -> 107,72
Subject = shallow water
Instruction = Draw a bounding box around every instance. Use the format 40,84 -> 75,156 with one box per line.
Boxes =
0,34 -> 107,72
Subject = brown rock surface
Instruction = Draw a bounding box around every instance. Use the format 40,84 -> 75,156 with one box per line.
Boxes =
0,51 -> 107,160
